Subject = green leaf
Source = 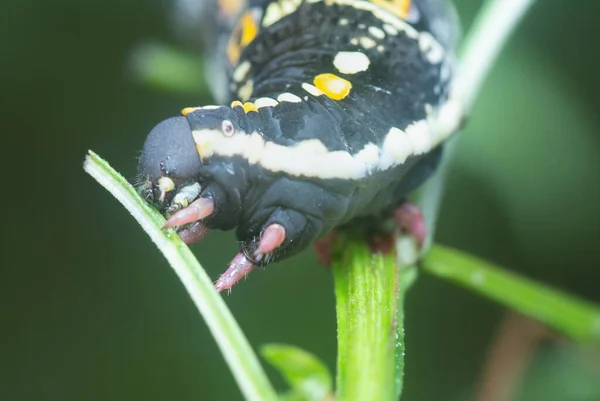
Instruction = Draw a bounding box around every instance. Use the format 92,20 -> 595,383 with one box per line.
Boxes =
261,344 -> 333,401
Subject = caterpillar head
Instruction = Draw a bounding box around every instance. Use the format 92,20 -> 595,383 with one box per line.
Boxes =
137,106 -> 245,210
136,107 -> 291,292
137,116 -> 202,210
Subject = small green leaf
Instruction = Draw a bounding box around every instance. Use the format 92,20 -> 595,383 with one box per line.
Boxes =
261,344 -> 333,401
129,42 -> 206,94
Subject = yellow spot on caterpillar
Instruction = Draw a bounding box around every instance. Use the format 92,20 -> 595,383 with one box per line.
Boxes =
399,0 -> 411,18
231,100 -> 244,109
243,102 -> 258,113
313,73 -> 352,100
371,0 -> 411,19
181,107 -> 199,116
226,11 -> 258,64
240,12 -> 258,47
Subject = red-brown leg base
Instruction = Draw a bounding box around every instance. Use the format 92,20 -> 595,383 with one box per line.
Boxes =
312,231 -> 338,267
393,202 -> 426,248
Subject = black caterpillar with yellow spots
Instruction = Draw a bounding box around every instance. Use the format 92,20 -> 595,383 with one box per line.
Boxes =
137,0 -> 461,291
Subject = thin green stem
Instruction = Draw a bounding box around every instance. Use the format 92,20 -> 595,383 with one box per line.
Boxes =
422,245 -> 600,343
333,235 -> 417,401
83,151 -> 277,401
457,0 -> 537,111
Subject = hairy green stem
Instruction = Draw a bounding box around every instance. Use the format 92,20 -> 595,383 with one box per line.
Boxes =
333,235 -> 417,401
83,151 -> 277,401
422,245 -> 600,343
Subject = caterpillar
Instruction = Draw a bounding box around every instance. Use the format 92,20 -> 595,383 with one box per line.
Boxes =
137,0 -> 461,291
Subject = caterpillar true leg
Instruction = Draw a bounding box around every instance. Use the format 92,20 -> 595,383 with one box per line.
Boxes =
178,222 -> 211,244
163,197 -> 215,229
254,223 -> 286,261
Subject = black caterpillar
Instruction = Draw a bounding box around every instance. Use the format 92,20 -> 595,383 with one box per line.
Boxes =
137,0 -> 461,290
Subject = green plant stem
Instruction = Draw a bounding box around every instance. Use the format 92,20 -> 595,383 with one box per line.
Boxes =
83,151 -> 277,401
422,245 -> 600,343
456,0 -> 538,111
333,235 -> 417,401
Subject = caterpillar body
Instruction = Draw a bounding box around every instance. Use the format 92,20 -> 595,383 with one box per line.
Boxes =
137,0 -> 461,291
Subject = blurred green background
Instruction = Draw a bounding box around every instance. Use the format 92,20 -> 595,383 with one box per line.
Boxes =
2,0 -> 599,400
